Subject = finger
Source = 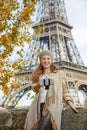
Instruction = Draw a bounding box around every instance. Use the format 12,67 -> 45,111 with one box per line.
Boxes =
74,108 -> 78,113
71,107 -> 78,113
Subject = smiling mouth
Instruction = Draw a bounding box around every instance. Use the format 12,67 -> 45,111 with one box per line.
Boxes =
44,63 -> 49,65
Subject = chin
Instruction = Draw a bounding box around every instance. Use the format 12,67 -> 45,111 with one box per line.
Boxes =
44,66 -> 50,68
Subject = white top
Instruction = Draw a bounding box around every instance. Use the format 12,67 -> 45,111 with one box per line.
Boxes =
39,75 -> 54,103
39,86 -> 47,103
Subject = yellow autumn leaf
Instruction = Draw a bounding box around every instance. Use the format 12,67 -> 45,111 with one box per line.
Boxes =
0,0 -> 39,96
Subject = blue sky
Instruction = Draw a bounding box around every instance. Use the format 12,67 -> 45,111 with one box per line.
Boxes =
65,0 -> 87,66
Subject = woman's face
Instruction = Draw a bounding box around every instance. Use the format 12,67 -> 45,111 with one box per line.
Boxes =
40,55 -> 52,69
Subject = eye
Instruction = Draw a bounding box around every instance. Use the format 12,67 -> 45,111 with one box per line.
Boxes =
47,57 -> 51,60
42,58 -> 46,60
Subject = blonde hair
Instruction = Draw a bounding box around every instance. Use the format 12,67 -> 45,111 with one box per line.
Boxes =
31,63 -> 58,83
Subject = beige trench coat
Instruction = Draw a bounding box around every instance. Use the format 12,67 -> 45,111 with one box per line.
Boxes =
24,70 -> 72,130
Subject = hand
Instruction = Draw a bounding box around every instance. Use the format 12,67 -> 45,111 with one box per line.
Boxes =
67,100 -> 84,113
32,82 -> 41,93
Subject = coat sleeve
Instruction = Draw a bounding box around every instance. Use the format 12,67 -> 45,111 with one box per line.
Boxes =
61,71 -> 72,103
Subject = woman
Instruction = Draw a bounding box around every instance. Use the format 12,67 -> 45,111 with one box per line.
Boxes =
24,50 -> 83,130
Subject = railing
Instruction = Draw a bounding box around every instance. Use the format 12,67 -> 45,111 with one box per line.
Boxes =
54,61 -> 87,71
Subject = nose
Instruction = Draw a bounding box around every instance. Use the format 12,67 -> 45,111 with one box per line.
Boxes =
44,59 -> 48,62
44,58 -> 50,61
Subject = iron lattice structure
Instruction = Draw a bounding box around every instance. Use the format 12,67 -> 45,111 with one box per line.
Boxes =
36,0 -> 68,24
0,0 -> 87,108
24,0 -> 84,67
32,0 -> 84,65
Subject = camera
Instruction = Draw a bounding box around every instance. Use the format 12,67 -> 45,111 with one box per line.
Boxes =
39,75 -> 54,89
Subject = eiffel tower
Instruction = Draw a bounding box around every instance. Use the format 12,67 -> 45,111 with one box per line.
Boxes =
1,0 -> 87,108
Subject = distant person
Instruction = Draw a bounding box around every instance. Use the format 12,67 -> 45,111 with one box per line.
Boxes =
24,50 -> 83,130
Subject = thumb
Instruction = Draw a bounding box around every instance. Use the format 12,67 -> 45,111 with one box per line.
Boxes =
73,107 -> 78,113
